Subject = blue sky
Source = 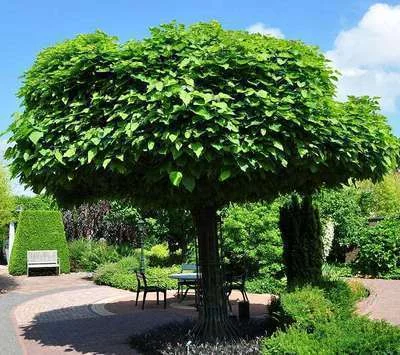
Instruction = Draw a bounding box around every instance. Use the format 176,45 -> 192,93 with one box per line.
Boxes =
1,1 -> 400,159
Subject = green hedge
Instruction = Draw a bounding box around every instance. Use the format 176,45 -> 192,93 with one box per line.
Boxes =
93,256 -> 180,290
9,210 -> 70,275
261,280 -> 400,354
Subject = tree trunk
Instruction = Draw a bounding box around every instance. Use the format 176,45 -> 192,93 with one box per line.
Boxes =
191,205 -> 238,341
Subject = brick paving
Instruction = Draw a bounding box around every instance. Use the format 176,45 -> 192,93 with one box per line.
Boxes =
357,278 -> 400,326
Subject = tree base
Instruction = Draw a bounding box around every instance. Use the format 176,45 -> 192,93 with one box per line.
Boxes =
191,317 -> 240,342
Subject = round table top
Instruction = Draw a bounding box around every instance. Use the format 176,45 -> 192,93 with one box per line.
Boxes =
169,272 -> 201,280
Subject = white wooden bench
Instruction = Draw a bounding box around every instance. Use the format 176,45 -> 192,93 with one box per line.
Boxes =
27,250 -> 60,276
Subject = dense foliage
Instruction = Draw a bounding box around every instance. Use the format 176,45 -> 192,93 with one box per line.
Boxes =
222,201 -> 285,293
355,217 -> 400,277
14,194 -> 57,212
280,195 -> 323,288
8,210 -> 70,275
68,239 -> 126,272
261,280 -> 400,354
93,256 -> 180,290
6,23 -> 398,208
316,187 -> 365,261
358,172 -> 400,216
0,165 -> 14,231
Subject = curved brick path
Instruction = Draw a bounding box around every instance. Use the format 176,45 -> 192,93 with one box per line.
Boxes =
357,278 -> 400,326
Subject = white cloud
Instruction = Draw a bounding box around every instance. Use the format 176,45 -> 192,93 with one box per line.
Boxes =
0,138 -> 34,196
247,22 -> 285,38
327,3 -> 400,114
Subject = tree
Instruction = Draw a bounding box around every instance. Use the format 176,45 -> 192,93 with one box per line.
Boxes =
0,164 -> 14,232
5,22 -> 398,339
358,172 -> 400,217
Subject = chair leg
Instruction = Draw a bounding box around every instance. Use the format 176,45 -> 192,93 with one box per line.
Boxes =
242,289 -> 249,302
164,290 -> 167,309
142,291 -> 147,310
135,291 -> 139,306
157,291 -> 159,305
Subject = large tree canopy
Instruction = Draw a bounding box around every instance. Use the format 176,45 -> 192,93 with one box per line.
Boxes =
6,22 -> 398,209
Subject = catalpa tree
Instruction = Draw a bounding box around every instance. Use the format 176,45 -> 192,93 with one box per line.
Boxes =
6,22 -> 398,339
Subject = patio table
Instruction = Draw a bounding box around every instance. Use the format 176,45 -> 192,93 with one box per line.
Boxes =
169,272 -> 201,307
169,272 -> 201,281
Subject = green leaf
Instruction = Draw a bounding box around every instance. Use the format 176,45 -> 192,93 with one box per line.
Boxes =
119,112 -> 128,120
179,91 -> 192,106
29,131 -> 43,145
182,175 -> 195,192
219,169 -> 231,182
55,150 -> 64,164
273,141 -> 284,151
64,147 -> 76,158
155,81 -> 163,91
88,149 -> 96,163
184,77 -> 194,87
103,158 -> 111,169
169,133 -> 178,143
190,142 -> 204,158
148,141 -> 155,150
169,171 -> 183,186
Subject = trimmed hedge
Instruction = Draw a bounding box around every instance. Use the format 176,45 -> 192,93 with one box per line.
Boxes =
261,280 -> 400,354
93,256 -> 180,290
9,210 -> 70,275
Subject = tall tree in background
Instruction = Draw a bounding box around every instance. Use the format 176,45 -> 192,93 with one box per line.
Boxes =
5,22 -> 398,339
0,165 -> 14,233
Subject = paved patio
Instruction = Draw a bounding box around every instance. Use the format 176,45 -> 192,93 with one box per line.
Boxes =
0,266 -> 274,354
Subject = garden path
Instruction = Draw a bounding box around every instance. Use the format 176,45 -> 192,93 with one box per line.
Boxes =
357,278 -> 400,326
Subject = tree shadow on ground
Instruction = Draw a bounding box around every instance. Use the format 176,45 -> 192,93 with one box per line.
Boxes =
20,297 -> 271,354
20,302 -> 192,354
0,273 -> 18,293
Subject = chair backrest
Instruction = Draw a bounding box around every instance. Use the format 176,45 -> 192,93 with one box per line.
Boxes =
135,271 -> 147,288
27,250 -> 58,264
225,273 -> 246,287
181,263 -> 198,273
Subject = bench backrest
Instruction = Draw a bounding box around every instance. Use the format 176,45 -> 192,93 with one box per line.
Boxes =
181,263 -> 198,273
27,250 -> 58,264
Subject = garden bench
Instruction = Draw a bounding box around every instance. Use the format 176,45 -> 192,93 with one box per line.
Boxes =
27,250 -> 60,276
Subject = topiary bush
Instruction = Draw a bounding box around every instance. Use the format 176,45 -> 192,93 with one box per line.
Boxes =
9,210 -> 70,275
279,195 -> 323,289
